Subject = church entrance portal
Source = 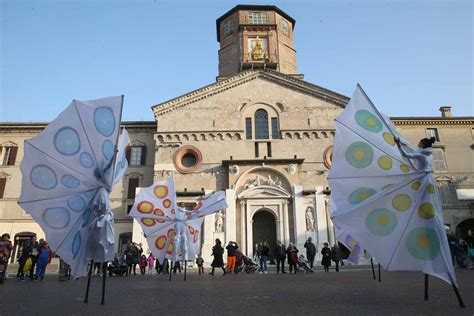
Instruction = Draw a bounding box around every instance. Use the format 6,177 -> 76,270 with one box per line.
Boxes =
252,210 -> 276,258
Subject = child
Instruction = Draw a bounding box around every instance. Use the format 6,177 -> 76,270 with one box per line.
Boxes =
196,255 -> 204,275
147,253 -> 155,275
139,254 -> 147,275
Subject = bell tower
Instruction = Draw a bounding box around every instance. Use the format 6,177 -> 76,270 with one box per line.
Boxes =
216,5 -> 302,80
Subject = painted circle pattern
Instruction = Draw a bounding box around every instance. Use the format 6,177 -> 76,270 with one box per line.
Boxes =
411,181 -> 421,191
137,201 -> 154,214
355,110 -> 383,132
102,140 -> 114,161
67,196 -> 86,212
94,107 -> 115,137
377,156 -> 392,170
80,152 -> 94,168
345,142 -> 374,168
141,218 -> 155,227
155,236 -> 167,250
392,194 -> 412,212
399,164 -> 410,173
163,199 -> 172,208
383,133 -> 395,146
30,165 -> 57,190
406,227 -> 440,260
54,127 -> 81,156
154,208 -> 165,216
61,175 -> 80,188
154,186 -> 168,199
365,208 -> 397,236
348,187 -> 376,205
418,203 -> 435,219
43,207 -> 70,229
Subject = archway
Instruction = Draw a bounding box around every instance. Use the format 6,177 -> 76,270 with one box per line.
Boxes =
456,218 -> 474,243
12,232 -> 36,263
252,210 -> 276,258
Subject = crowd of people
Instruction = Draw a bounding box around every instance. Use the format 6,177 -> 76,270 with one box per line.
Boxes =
1,232 -> 473,283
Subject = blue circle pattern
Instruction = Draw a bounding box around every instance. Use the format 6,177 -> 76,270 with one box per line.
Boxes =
61,175 -> 80,188
67,196 -> 86,212
42,207 -> 70,229
84,190 -> 96,198
94,107 -> 116,137
348,187 -> 377,205
406,227 -> 440,260
345,142 -> 374,168
80,152 -> 94,168
102,140 -> 114,161
30,165 -> 57,190
355,110 -> 383,133
83,181 -> 96,188
365,208 -> 397,237
54,127 -> 81,156
72,232 -> 81,259
82,208 -> 93,227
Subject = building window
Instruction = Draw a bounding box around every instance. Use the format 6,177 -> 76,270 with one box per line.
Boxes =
279,19 -> 289,36
173,145 -> 203,174
1,146 -> 18,166
271,117 -> 279,139
426,128 -> 440,142
246,118 -> 252,140
0,178 -> 6,198
248,12 -> 267,24
223,18 -> 233,37
126,146 -> 146,166
432,148 -> 447,172
127,177 -> 139,199
254,109 -> 269,139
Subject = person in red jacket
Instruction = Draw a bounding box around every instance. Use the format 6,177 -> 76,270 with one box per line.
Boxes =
0,233 -> 13,283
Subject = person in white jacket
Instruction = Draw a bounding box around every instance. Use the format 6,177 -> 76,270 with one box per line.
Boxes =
394,136 -> 436,172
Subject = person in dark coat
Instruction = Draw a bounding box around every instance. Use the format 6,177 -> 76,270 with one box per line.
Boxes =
273,240 -> 287,274
209,239 -> 226,275
286,242 -> 299,274
321,242 -> 332,272
304,237 -> 317,268
331,244 -> 342,272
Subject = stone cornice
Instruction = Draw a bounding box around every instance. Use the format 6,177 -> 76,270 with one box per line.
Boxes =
391,117 -> 474,126
0,121 -> 156,133
152,70 -> 350,118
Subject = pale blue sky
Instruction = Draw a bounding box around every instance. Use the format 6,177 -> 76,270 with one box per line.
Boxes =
1,0 -> 472,122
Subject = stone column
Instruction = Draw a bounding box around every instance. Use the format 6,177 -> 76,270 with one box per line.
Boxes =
282,200 -> 290,246
240,200 -> 247,255
315,186 -> 329,260
293,185 -> 305,251
326,198 -> 336,247
277,201 -> 284,244
246,200 -> 253,257
225,189 -> 236,243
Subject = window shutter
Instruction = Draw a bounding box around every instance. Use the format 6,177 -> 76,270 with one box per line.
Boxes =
127,178 -> 139,199
125,146 -> 131,164
432,149 -> 447,172
9,147 -> 18,165
0,178 -> 6,199
140,146 -> 147,165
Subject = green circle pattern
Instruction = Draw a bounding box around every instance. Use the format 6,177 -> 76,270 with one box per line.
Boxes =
348,187 -> 377,205
345,142 -> 374,168
365,208 -> 397,236
406,227 -> 440,260
355,110 -> 383,133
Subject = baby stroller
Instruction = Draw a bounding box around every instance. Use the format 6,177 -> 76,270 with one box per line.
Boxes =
108,257 -> 128,277
243,255 -> 260,274
297,255 -> 314,273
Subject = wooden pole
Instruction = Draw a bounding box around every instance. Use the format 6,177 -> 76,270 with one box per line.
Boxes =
452,284 -> 465,308
370,258 -> 376,280
424,274 -> 429,301
184,260 -> 187,281
84,260 -> 94,303
169,261 -> 173,282
378,263 -> 381,282
101,262 -> 107,305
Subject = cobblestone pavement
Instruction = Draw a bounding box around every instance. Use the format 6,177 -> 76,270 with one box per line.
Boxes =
1,268 -> 472,316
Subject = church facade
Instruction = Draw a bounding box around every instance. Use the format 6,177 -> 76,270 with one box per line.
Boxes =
1,5 -> 473,264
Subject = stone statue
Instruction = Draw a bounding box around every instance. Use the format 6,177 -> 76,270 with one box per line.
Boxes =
244,175 -> 261,189
266,175 -> 275,186
251,37 -> 266,60
305,207 -> 315,232
215,211 -> 225,233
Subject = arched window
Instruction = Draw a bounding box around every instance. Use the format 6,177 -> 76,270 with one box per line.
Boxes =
254,109 -> 269,139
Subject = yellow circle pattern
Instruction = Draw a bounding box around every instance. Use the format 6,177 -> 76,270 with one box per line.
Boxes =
418,203 -> 435,219
427,184 -> 434,194
378,156 -> 393,170
411,181 -> 421,190
400,164 -> 409,173
392,194 -> 412,211
383,133 -> 395,146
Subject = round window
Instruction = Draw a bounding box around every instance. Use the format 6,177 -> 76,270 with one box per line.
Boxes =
173,145 -> 203,174
323,145 -> 333,169
182,153 -> 197,168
